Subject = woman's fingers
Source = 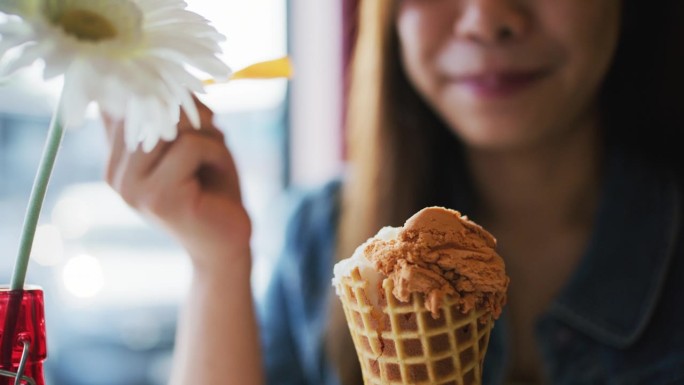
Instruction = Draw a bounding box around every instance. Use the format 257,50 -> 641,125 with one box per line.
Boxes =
104,96 -> 224,206
106,137 -> 169,205
143,130 -> 240,219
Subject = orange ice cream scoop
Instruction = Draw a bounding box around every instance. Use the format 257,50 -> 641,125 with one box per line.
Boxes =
364,206 -> 509,320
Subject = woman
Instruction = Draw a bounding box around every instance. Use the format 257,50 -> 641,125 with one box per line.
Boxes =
104,0 -> 684,384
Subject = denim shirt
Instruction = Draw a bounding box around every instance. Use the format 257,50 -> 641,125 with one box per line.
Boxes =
257,150 -> 684,385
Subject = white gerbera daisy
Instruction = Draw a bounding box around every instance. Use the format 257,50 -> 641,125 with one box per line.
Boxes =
0,0 -> 231,151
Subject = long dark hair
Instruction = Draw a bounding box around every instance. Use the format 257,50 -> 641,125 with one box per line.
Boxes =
328,1 -> 684,383
601,0 -> 684,176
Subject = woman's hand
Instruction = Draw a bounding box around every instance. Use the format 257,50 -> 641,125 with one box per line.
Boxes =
103,98 -> 252,273
104,98 -> 264,385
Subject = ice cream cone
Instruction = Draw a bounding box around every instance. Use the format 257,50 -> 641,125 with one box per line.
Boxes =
338,267 -> 493,385
333,207 -> 508,384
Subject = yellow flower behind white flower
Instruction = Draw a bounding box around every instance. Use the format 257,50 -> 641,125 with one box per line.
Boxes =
0,0 -> 231,151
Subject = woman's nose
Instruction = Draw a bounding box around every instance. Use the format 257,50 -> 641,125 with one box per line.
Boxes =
453,0 -> 529,45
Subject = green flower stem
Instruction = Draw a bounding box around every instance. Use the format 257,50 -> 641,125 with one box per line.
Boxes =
11,93 -> 65,290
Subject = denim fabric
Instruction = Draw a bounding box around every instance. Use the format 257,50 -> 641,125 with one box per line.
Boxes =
258,180 -> 342,385
258,149 -> 684,385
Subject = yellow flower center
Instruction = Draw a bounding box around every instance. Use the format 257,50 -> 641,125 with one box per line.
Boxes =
58,9 -> 117,42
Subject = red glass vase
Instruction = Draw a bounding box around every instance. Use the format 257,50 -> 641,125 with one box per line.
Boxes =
0,286 -> 47,385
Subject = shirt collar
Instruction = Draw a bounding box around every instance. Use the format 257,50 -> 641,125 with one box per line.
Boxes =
546,149 -> 681,348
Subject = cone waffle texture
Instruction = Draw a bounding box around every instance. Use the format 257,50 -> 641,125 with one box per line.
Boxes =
338,267 -> 493,385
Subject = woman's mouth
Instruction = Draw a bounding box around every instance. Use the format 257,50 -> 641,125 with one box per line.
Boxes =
450,69 -> 549,98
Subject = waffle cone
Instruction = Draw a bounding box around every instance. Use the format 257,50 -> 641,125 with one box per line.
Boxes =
337,267 -> 493,385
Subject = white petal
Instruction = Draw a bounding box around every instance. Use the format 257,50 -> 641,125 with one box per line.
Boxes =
0,19 -> 33,36
124,98 -> 146,151
187,55 -> 230,80
96,78 -> 129,119
147,56 -> 207,92
134,57 -> 200,128
0,41 -> 47,75
123,96 -> 177,153
41,46 -> 73,79
60,81 -> 89,127
0,37 -> 26,59
178,89 -> 199,128
0,26 -> 33,57
149,47 -> 229,80
60,62 -> 93,127
132,57 -> 175,97
148,33 -> 223,59
145,9 -> 207,26
137,0 -> 185,14
159,102 -> 179,141
146,22 -> 224,42
140,100 -> 164,152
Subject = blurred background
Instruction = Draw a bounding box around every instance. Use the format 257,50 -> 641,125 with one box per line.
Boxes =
0,1 -> 347,384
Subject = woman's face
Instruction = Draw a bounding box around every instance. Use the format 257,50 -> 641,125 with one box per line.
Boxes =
397,0 -> 622,151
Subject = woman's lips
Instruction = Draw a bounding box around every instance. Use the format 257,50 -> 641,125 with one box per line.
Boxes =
450,70 -> 548,98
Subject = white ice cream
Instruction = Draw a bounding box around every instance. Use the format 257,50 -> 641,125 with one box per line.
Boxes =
332,226 -> 400,306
